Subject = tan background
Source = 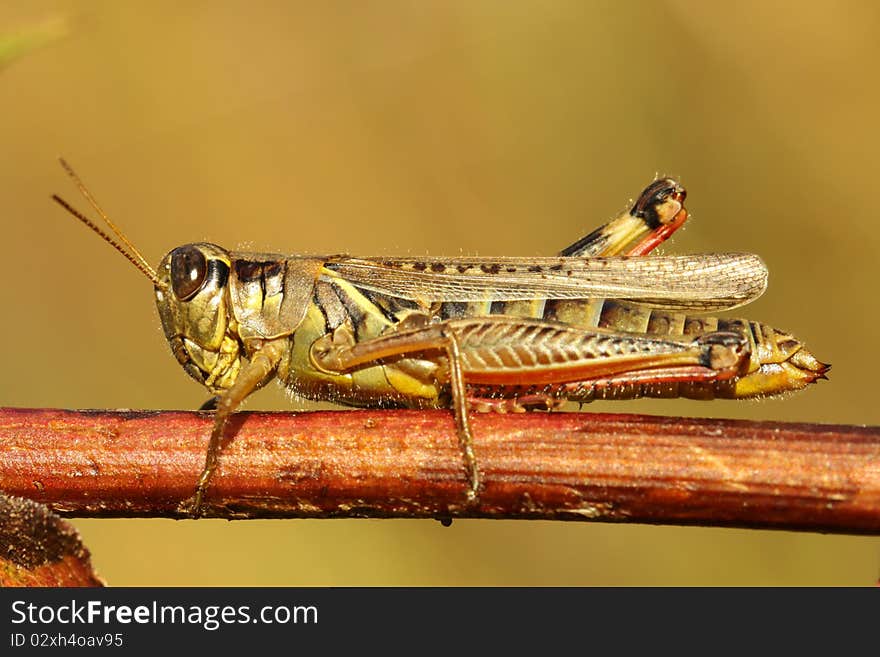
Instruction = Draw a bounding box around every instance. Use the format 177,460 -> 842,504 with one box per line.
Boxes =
1,1 -> 878,585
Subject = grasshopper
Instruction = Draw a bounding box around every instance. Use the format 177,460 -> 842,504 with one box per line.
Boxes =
52,160 -> 828,515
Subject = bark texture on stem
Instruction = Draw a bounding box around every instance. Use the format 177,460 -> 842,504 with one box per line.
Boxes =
0,407 -> 878,532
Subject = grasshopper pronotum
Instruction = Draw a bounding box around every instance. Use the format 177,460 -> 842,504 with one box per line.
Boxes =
52,161 -> 828,515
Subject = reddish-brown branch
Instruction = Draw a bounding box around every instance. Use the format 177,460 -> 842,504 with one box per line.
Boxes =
0,407 -> 878,532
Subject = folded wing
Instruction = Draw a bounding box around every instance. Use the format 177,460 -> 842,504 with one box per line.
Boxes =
321,253 -> 768,312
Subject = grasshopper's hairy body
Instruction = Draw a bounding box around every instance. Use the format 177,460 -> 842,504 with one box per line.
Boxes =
158,248 -> 799,411
283,281 -> 807,408
53,167 -> 828,514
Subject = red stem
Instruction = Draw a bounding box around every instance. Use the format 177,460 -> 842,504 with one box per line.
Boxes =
0,407 -> 878,532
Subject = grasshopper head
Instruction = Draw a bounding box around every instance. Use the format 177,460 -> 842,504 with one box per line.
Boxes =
155,243 -> 243,393
51,159 -> 244,395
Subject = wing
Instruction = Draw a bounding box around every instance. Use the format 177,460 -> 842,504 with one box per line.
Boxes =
320,253 -> 768,312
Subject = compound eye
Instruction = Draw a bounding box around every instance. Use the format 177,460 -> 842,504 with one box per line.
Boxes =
170,245 -> 208,301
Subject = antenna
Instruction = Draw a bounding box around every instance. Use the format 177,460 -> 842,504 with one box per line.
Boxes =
51,158 -> 168,290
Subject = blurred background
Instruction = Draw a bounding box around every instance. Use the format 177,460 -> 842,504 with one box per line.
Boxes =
2,1 -> 878,585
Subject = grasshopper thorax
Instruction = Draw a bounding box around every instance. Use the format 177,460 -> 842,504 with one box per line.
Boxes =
155,243 -> 242,393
